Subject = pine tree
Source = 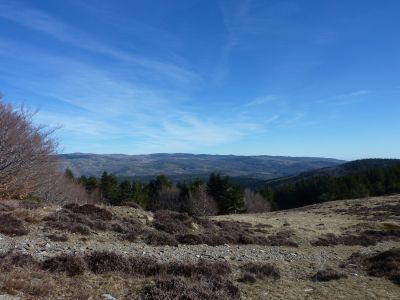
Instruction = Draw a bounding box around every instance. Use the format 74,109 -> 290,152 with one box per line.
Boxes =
65,168 -> 75,180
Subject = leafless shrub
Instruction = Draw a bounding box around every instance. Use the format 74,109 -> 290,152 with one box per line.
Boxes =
110,220 -> 140,234
340,251 -> 366,269
0,213 -> 29,236
44,204 -> 111,234
237,273 -> 257,283
169,218 -> 297,246
46,233 -> 69,242
254,223 -> 273,228
129,256 -> 160,276
45,204 -> 144,238
161,260 -> 231,278
311,268 -> 347,282
0,250 -> 39,271
200,233 -> 229,246
42,254 -> 87,276
124,231 -> 139,242
153,210 -> 194,235
177,232 -> 228,246
208,221 -> 297,247
33,172 -> 92,204
70,224 -> 91,235
365,248 -> 400,285
85,251 -> 129,274
142,229 -> 178,246
177,234 -> 205,245
240,263 -> 280,281
64,203 -> 113,220
140,275 -> 240,300
266,230 -> 299,247
340,249 -> 400,285
194,216 -> 215,229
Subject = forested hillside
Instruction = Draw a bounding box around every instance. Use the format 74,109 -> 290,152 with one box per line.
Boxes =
262,160 -> 400,210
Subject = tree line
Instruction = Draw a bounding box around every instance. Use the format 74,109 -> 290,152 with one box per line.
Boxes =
70,170 -> 271,215
261,164 -> 400,210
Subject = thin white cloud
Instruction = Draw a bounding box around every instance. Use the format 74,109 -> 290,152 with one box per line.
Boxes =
0,38 -> 268,152
332,90 -> 371,99
0,1 -> 199,84
315,89 -> 372,106
244,95 -> 277,107
36,112 -> 116,137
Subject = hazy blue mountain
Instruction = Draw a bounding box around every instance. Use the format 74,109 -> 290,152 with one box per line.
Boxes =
59,153 -> 344,182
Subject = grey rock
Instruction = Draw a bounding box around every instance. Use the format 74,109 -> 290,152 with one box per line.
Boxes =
101,294 -> 116,300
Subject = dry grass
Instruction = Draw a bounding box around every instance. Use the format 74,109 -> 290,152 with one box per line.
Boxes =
311,230 -> 400,247
1,269 -> 55,297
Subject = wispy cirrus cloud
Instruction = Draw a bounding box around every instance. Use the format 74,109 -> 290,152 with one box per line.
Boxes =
244,95 -> 277,107
314,89 -> 372,107
0,36 -> 267,153
0,1 -> 199,84
332,90 -> 371,99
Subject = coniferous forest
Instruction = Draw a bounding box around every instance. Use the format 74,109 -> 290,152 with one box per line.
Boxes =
262,163 -> 400,210
72,160 -> 400,215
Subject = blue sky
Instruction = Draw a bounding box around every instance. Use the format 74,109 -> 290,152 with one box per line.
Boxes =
0,0 -> 399,160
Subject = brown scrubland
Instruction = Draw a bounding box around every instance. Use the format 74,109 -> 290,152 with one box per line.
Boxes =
0,195 -> 399,299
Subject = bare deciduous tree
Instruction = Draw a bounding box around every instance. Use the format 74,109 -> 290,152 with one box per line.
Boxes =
189,183 -> 218,216
244,188 -> 271,213
0,97 -> 90,203
33,171 -> 91,204
0,100 -> 57,197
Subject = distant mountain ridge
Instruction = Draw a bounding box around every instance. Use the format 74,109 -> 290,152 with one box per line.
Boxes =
59,153 -> 344,181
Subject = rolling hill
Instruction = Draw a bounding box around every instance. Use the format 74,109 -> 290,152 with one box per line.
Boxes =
59,153 -> 344,181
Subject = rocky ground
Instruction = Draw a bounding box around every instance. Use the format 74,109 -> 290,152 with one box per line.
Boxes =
0,195 -> 400,299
